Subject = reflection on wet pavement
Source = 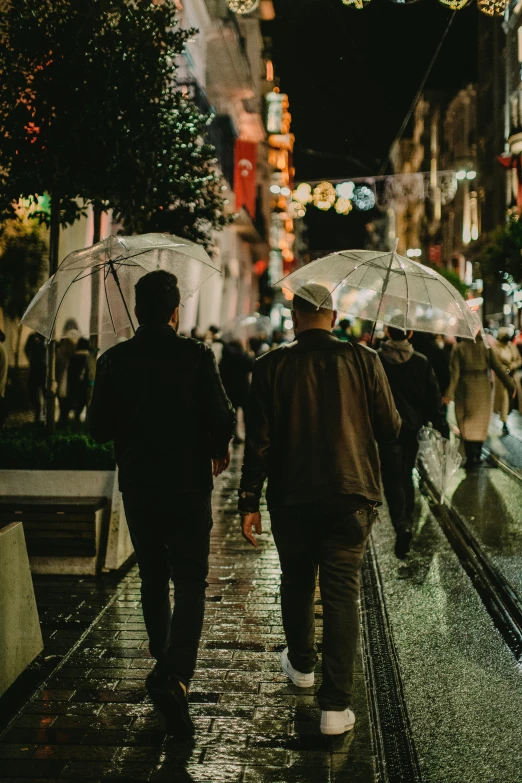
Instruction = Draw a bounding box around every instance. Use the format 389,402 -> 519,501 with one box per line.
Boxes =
372,493 -> 522,783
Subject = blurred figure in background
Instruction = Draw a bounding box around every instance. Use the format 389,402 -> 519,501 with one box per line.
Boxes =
24,331 -> 47,422
205,325 -> 223,366
333,318 -> 355,343
220,339 -> 255,444
67,337 -> 91,422
444,335 -> 514,469
56,320 -> 79,425
492,327 -> 522,435
378,325 -> 448,558
411,332 -> 451,411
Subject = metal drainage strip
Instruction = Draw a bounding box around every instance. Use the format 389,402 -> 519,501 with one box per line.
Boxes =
360,538 -> 423,783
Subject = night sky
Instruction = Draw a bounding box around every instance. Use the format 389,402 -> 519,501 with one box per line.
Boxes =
265,0 -> 480,251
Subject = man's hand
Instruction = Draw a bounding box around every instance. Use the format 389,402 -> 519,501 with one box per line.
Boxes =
241,512 -> 262,547
212,450 -> 231,477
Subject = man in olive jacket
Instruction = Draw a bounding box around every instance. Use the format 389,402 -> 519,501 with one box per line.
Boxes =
90,271 -> 235,736
238,287 -> 400,736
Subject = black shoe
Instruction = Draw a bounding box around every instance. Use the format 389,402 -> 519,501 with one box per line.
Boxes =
163,678 -> 195,738
395,530 -> 412,559
145,664 -> 168,696
502,423 -> 509,435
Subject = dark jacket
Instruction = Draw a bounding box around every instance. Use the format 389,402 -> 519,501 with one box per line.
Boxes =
89,325 -> 235,495
378,339 -> 449,439
219,341 -> 255,407
238,329 -> 401,513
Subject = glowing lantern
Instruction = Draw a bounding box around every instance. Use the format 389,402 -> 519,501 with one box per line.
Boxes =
336,181 -> 355,200
352,184 -> 375,211
313,182 -> 336,211
477,0 -> 507,14
227,0 -> 260,14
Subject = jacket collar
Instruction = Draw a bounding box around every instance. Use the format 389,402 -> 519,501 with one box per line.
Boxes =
296,329 -> 339,344
135,324 -> 178,340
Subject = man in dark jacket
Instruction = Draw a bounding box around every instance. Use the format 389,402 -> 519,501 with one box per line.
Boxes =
89,271 -> 235,736
238,287 -> 401,736
379,325 -> 449,558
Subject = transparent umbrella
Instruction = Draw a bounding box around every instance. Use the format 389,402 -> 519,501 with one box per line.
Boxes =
275,247 -> 482,340
417,426 -> 462,505
22,233 -> 220,340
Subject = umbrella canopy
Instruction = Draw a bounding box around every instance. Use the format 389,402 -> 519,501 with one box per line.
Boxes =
22,234 -> 220,340
275,248 -> 481,340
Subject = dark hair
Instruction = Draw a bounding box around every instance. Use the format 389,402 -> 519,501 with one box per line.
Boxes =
293,284 -> 333,314
135,271 -> 180,326
387,326 -> 407,341
77,337 -> 90,351
208,325 -> 219,335
339,319 -> 351,329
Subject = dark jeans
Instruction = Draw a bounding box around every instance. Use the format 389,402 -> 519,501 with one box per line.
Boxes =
464,441 -> 483,465
270,502 -> 375,711
379,433 -> 419,534
122,492 -> 213,686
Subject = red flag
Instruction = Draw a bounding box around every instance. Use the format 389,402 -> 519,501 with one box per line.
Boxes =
234,140 -> 257,218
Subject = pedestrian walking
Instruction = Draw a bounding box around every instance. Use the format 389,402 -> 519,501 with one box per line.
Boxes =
411,332 -> 451,404
333,317 -> 355,343
238,286 -> 400,736
492,327 -> 522,435
67,338 -> 91,422
24,331 -> 47,422
55,334 -> 77,425
443,335 -> 515,469
219,339 -> 255,444
0,330 -> 8,428
89,270 -> 235,736
378,326 -> 449,558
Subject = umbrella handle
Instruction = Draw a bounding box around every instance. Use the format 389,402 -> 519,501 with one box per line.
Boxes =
108,260 -> 136,335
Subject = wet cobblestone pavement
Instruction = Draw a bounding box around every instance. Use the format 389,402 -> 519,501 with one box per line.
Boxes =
0,449 -> 376,782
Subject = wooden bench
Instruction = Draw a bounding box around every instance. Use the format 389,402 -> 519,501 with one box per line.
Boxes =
0,496 -> 108,575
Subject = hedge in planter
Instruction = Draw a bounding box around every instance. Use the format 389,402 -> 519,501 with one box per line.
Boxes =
0,424 -> 115,470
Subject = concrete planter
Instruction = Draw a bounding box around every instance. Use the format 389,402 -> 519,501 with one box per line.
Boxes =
0,470 -> 134,574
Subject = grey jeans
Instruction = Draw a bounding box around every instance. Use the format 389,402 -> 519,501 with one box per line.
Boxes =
270,500 -> 375,711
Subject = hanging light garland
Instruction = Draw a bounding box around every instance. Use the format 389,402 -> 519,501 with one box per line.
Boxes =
227,0 -> 260,15
341,0 -> 372,7
312,182 -> 337,211
339,0 -> 504,12
438,0 -> 472,9
476,0 -> 507,15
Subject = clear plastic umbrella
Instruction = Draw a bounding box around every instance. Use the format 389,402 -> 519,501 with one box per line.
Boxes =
275,247 -> 482,340
417,426 -> 462,505
22,233 -> 220,339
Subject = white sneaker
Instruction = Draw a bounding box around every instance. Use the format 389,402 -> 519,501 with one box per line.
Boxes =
320,708 -> 356,735
280,647 -> 314,688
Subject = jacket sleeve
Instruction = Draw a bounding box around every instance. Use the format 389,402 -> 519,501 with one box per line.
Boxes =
425,363 -> 449,438
201,346 -> 236,458
238,359 -> 271,513
373,356 -> 402,443
489,348 -> 515,393
88,353 -> 116,444
445,345 -> 460,401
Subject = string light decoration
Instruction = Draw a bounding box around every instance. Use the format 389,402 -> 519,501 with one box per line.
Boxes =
341,0 -> 372,8
352,185 -> 376,211
227,0 -> 260,14
312,182 -> 336,211
438,0 -> 472,9
335,197 -> 353,215
389,0 -> 421,4
477,0 -> 507,15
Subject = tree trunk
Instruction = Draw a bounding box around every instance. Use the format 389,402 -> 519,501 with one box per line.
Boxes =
45,193 -> 61,435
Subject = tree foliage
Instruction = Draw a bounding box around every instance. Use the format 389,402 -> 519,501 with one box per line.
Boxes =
469,217 -> 522,286
425,262 -> 469,299
0,0 -> 229,246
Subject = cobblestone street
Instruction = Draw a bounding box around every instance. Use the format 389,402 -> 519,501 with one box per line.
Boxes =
0,449 -> 374,783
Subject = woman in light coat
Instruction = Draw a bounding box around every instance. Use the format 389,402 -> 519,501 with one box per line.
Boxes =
492,327 -> 522,434
444,335 -> 514,469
